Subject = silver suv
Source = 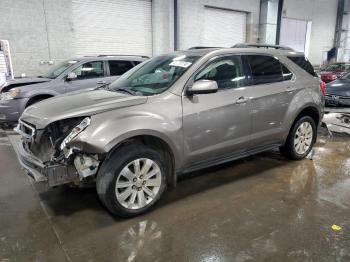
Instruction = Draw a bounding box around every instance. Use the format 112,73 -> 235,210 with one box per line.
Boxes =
0,55 -> 148,124
13,46 -> 324,217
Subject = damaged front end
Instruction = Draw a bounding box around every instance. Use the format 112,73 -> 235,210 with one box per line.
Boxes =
13,117 -> 101,187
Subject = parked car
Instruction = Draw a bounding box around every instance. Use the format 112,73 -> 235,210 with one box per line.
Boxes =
0,55 -> 148,124
325,72 -> 350,107
319,62 -> 350,83
13,47 -> 324,217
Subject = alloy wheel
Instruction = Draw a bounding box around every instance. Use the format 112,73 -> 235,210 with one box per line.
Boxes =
115,158 -> 162,210
294,122 -> 313,155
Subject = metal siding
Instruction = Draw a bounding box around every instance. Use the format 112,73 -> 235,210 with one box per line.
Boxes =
72,0 -> 152,57
0,53 -> 7,74
280,18 -> 308,53
201,7 -> 247,47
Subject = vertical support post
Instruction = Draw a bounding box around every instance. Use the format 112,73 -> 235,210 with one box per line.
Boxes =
275,0 -> 284,45
334,0 -> 345,60
174,0 -> 178,51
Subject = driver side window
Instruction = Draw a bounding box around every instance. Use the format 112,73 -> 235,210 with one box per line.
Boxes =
72,61 -> 104,79
195,56 -> 246,89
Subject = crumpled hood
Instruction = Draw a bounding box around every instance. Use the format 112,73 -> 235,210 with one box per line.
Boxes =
21,90 -> 148,129
326,79 -> 350,97
0,77 -> 51,92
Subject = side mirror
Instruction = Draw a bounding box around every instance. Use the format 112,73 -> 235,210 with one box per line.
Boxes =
186,80 -> 218,95
66,72 -> 77,81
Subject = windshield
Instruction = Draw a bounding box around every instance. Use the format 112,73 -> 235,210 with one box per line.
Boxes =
109,54 -> 200,95
41,60 -> 78,79
324,64 -> 350,71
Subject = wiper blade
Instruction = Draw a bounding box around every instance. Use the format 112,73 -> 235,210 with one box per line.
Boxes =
114,87 -> 136,95
95,83 -> 110,90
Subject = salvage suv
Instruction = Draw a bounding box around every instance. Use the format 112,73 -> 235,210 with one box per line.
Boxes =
0,55 -> 148,124
13,45 -> 324,217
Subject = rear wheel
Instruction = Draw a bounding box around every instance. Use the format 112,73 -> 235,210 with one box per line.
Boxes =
280,116 -> 316,160
96,144 -> 167,218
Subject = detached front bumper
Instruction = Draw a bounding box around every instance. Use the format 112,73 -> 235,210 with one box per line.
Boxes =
10,135 -> 78,186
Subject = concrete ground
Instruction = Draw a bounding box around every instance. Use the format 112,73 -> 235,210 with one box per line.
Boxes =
1,113 -> 350,262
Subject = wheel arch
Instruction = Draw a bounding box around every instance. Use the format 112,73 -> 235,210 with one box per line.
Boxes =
26,94 -> 55,108
285,104 -> 321,145
106,132 -> 178,187
293,105 -> 320,127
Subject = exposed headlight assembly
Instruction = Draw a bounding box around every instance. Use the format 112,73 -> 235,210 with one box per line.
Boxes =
0,88 -> 21,101
60,117 -> 91,150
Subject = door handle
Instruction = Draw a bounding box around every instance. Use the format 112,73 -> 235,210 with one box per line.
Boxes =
235,96 -> 249,104
97,80 -> 106,85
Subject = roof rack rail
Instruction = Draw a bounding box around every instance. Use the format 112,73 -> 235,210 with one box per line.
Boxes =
232,43 -> 294,51
96,54 -> 150,58
188,46 -> 223,50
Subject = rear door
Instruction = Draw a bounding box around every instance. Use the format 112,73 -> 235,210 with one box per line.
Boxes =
243,54 -> 295,147
64,60 -> 106,92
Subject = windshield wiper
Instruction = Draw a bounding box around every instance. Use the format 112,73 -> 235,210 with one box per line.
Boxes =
95,83 -> 110,90
113,87 -> 136,95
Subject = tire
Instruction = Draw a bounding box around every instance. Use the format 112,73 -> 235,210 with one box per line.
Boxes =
280,116 -> 317,160
96,144 -> 168,218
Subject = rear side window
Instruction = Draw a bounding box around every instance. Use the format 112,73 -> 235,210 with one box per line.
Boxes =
287,56 -> 317,77
246,55 -> 283,84
108,60 -> 134,76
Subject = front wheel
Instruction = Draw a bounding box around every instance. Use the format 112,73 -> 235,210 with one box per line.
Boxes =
280,116 -> 316,160
96,144 -> 167,218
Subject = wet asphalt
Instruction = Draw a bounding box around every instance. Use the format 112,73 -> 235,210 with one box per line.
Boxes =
1,113 -> 350,262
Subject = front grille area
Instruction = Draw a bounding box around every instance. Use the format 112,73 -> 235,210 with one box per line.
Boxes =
326,94 -> 350,99
15,117 -> 85,163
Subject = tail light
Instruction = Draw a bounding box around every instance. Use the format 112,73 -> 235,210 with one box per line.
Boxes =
320,81 -> 326,96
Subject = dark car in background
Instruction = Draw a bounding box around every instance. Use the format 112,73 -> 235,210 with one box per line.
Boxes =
320,62 -> 350,83
0,55 -> 148,124
325,73 -> 350,107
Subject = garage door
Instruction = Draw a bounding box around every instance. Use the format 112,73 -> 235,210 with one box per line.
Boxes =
280,18 -> 309,53
201,7 -> 247,47
72,0 -> 152,57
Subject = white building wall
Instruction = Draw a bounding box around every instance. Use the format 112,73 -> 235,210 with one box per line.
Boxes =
0,0 -> 73,76
283,0 -> 338,66
152,0 -> 174,55
177,0 -> 260,49
0,0 -> 338,74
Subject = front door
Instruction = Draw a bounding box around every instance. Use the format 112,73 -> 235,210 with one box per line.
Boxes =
182,55 -> 252,167
64,60 -> 106,93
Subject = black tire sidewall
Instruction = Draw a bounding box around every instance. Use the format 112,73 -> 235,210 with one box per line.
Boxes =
97,144 -> 167,217
287,116 -> 316,160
